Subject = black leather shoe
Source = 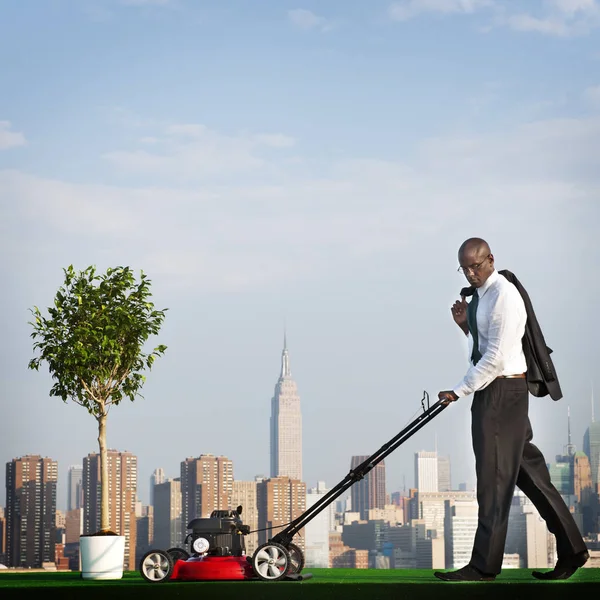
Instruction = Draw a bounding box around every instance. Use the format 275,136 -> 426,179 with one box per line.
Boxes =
434,564 -> 496,582
532,550 -> 589,581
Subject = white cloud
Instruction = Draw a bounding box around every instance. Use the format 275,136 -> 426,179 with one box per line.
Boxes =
583,85 -> 600,109
4,112 -> 599,293
550,0 -> 599,15
388,0 -> 600,35
288,8 -> 331,31
102,121 -> 295,180
500,0 -> 600,36
388,0 -> 494,21
0,121 -> 26,150
503,13 -> 574,36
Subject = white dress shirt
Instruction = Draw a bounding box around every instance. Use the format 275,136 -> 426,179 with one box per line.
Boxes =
453,269 -> 527,398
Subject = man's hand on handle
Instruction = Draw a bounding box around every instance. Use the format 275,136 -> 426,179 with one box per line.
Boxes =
438,390 -> 458,406
451,295 -> 470,336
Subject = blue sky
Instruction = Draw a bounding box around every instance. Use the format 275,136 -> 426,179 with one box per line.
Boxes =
1,0 -> 599,509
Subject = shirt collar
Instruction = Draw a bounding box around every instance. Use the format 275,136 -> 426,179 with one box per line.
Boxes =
477,269 -> 498,299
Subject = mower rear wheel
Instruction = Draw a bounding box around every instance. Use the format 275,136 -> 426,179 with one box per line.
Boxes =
286,542 -> 305,575
251,542 -> 290,581
140,549 -> 173,583
167,547 -> 190,563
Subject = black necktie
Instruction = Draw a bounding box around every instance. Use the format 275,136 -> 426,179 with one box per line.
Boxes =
467,290 -> 482,365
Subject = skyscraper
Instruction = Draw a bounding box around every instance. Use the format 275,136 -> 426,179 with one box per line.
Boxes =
437,456 -> 451,492
180,454 -> 233,538
150,468 -> 166,507
82,450 -> 138,570
550,407 -> 577,496
583,385 -> 600,489
5,455 -> 58,567
153,479 -> 183,550
506,491 -> 554,568
444,496 -> 478,569
350,455 -> 386,520
67,465 -> 83,512
257,476 -> 306,548
415,451 -> 438,492
270,335 -> 302,481
304,481 -> 331,568
583,424 -> 600,490
231,480 -> 259,556
0,507 -> 6,565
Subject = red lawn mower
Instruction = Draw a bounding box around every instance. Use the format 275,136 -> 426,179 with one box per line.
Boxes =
139,393 -> 447,583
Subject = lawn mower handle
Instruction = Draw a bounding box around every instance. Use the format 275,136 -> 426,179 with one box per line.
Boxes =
271,393 -> 449,546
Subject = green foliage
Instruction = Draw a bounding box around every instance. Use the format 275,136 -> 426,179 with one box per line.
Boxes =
28,265 -> 167,418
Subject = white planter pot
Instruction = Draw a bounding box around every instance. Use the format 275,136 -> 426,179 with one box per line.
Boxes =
80,535 -> 126,580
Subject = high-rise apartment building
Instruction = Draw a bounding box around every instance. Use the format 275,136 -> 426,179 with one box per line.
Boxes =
82,450 -> 138,570
506,491 -> 554,568
549,407 -> 577,495
437,456 -> 451,492
0,507 -> 6,565
67,465 -> 83,512
270,336 -> 302,481
180,455 -> 234,538
549,459 -> 574,496
64,509 -> 82,570
583,421 -> 600,490
64,510 -> 82,544
5,455 -> 58,567
415,451 -> 438,492
150,468 -> 166,506
349,456 -> 386,521
443,496 -> 478,569
329,531 -> 369,568
304,481 -> 331,568
136,505 -> 153,564
153,478 -> 183,550
574,451 -> 593,502
417,489 -> 477,566
231,480 -> 259,556
257,477 -> 306,548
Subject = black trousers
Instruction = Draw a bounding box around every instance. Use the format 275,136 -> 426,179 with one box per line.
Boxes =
469,377 -> 587,574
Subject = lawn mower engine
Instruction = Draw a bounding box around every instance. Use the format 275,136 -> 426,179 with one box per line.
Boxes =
186,507 -> 250,557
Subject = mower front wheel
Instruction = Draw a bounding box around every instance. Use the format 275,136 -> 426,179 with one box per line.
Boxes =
251,542 -> 290,581
140,549 -> 173,583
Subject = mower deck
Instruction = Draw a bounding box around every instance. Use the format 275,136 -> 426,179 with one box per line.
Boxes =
171,556 -> 255,581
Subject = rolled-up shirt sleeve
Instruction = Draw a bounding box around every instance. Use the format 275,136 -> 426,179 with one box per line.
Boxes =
452,289 -> 523,398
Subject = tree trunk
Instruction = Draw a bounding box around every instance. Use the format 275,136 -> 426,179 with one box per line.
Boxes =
98,413 -> 110,532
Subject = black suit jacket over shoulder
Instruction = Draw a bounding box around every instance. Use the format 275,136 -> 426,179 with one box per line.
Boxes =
460,269 -> 563,401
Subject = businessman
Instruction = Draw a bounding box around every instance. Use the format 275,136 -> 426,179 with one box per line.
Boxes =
434,237 -> 588,582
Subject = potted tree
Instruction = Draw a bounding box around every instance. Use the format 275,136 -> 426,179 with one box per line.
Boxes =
28,265 -> 167,579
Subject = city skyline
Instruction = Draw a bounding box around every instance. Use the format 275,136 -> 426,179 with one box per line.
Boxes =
2,339 -> 600,509
2,332 -> 598,509
4,399 -> 598,512
2,1 -> 599,514
4,443 -> 597,570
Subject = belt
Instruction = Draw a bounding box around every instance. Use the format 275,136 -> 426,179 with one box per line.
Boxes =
497,373 -> 526,379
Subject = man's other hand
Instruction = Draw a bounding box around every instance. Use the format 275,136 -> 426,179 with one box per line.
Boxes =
451,295 -> 470,335
438,390 -> 458,405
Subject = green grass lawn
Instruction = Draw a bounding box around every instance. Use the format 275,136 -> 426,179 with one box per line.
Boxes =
1,568 -> 598,600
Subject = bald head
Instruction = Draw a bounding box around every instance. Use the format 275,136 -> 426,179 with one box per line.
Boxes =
457,237 -> 495,287
459,237 -> 491,261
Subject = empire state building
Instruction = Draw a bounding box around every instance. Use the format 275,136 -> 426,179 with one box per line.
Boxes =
270,335 -> 303,481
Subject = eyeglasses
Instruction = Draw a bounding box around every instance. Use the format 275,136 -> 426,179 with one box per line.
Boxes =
457,255 -> 490,275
